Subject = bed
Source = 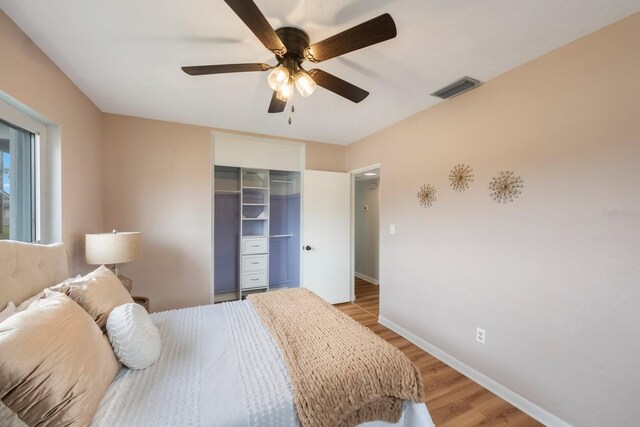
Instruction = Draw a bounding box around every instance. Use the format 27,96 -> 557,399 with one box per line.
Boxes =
0,241 -> 434,427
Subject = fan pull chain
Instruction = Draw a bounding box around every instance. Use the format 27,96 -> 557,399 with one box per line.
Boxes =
288,105 -> 294,125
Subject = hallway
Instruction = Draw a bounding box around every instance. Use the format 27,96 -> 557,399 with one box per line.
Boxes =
353,276 -> 379,317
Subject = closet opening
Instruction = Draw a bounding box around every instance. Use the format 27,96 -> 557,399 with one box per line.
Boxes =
352,166 -> 380,317
213,166 -> 301,303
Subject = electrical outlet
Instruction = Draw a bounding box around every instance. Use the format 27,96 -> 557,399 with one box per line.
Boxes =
476,327 -> 486,344
390,224 -> 396,235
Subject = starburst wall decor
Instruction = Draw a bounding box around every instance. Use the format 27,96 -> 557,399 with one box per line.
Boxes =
489,171 -> 524,203
417,184 -> 437,207
449,164 -> 474,192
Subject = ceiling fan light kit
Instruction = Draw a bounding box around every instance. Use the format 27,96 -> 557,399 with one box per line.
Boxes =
267,65 -> 289,92
276,77 -> 294,101
294,70 -> 316,97
181,0 -> 397,114
267,53 -> 316,100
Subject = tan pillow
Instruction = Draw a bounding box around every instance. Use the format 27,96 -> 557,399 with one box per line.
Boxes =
52,265 -> 134,331
0,292 -> 121,426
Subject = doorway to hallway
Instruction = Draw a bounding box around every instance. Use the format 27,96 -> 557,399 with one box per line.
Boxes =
352,166 -> 380,316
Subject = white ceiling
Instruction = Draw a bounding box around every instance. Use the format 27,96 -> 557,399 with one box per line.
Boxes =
1,1 -> 638,145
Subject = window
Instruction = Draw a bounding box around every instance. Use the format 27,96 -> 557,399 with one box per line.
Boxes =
0,119 -> 36,242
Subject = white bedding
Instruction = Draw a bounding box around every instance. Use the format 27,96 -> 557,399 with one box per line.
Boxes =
93,300 -> 434,427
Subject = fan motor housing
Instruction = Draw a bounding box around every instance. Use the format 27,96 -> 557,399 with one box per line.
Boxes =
275,27 -> 310,61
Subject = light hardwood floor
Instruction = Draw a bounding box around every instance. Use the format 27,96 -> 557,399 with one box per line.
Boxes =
336,279 -> 543,427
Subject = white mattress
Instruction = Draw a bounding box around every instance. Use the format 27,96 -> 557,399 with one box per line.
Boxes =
93,300 -> 434,427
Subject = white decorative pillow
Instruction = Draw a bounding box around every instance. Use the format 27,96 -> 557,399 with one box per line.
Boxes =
0,302 -> 16,323
106,303 -> 161,369
16,292 -> 45,312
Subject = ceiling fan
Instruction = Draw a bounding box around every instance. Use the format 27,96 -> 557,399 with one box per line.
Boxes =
181,0 -> 397,113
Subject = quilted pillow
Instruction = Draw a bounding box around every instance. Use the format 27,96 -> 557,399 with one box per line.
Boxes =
51,265 -> 133,331
107,303 -> 161,369
0,292 -> 121,426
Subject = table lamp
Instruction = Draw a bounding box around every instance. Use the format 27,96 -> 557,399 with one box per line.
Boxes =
85,230 -> 141,293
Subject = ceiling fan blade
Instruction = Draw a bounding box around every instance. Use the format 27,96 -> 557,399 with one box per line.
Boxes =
181,63 -> 271,76
224,0 -> 287,56
268,91 -> 287,113
308,69 -> 369,103
304,13 -> 396,63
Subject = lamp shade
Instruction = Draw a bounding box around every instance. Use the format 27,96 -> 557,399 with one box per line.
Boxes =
85,231 -> 141,265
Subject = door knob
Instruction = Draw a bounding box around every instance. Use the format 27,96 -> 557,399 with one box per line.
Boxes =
303,245 -> 312,251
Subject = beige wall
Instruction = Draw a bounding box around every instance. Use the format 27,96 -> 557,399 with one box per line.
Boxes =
103,113 -> 345,311
102,114 -> 212,311
304,140 -> 345,172
346,13 -> 640,426
0,10 -> 104,273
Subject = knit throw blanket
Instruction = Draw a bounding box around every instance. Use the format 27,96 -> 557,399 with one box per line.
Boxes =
247,288 -> 424,427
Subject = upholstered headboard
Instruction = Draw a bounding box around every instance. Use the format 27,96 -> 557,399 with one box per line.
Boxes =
0,240 -> 68,309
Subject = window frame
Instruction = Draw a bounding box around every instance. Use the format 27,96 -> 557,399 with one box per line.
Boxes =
0,99 -> 46,243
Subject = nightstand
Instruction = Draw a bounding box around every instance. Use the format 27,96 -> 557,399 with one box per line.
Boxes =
132,296 -> 150,312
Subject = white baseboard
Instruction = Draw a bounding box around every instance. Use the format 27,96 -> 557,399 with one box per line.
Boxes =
354,272 -> 379,285
378,315 -> 571,427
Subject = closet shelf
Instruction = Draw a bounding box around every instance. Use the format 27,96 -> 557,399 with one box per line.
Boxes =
242,186 -> 269,190
271,180 -> 293,184
269,234 -> 293,238
215,189 -> 241,194
243,203 -> 269,206
242,217 -> 268,221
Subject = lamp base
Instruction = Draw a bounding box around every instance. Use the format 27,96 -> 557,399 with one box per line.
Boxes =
108,264 -> 133,294
117,274 -> 133,294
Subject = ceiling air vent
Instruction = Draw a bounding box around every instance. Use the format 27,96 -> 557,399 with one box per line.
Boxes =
431,76 -> 482,100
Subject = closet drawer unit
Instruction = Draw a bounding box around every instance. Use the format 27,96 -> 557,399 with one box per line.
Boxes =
241,271 -> 267,289
242,255 -> 268,272
242,237 -> 268,254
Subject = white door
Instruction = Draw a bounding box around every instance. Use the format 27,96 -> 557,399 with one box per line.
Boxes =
302,170 -> 351,304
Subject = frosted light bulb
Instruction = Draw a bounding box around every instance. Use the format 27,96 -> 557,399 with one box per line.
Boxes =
268,66 -> 290,91
276,78 -> 294,101
294,70 -> 317,97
